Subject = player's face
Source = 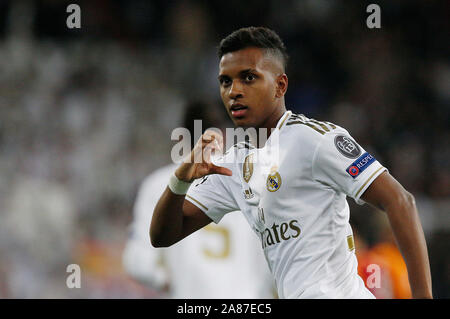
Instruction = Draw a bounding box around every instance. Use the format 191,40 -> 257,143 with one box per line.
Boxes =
218,47 -> 287,129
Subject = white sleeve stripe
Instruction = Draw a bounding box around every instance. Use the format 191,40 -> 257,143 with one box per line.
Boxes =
185,195 -> 209,211
355,166 -> 385,198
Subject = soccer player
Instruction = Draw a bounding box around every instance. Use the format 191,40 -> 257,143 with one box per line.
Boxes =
123,101 -> 275,298
150,27 -> 432,299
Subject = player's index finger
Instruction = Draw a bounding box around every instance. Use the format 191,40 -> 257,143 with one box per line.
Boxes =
204,129 -> 223,142
210,164 -> 232,176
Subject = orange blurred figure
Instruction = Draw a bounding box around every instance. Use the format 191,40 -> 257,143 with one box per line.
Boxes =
355,217 -> 412,299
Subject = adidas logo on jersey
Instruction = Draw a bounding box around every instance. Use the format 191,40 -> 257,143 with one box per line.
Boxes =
243,187 -> 254,199
258,220 -> 301,249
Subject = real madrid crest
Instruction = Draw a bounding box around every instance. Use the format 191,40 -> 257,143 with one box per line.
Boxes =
243,154 -> 254,183
266,166 -> 282,192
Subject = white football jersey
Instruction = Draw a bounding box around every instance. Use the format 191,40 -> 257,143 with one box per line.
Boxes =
186,110 -> 386,299
123,164 -> 275,299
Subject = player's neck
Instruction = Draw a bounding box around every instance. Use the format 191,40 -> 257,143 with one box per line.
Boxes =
253,104 -> 287,148
262,104 -> 286,132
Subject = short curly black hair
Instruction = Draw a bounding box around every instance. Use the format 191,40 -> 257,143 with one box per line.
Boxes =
218,26 -> 288,70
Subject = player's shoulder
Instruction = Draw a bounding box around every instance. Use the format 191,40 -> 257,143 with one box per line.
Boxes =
284,112 -> 347,136
283,112 -> 350,147
284,113 -> 370,167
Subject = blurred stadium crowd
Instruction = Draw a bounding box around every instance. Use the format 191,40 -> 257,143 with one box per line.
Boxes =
0,0 -> 448,298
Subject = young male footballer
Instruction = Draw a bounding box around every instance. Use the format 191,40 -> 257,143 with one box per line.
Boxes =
150,27 -> 432,299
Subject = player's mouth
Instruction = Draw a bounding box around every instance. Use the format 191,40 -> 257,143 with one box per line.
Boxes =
230,103 -> 249,118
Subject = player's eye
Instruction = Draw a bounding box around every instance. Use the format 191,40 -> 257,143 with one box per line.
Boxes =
244,74 -> 256,82
219,77 -> 231,87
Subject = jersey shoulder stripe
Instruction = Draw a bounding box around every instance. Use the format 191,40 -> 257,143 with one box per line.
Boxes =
286,113 -> 337,135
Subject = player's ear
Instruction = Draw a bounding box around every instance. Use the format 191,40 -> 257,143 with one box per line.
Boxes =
275,74 -> 288,98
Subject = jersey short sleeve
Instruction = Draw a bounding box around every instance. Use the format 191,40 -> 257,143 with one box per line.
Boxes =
312,131 -> 387,205
185,173 -> 238,224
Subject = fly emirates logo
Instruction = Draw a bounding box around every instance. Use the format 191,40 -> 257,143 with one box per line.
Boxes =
258,220 -> 301,249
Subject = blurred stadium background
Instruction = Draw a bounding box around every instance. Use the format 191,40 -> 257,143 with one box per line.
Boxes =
0,0 -> 448,298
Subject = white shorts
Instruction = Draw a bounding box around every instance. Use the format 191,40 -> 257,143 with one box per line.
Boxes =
297,274 -> 376,299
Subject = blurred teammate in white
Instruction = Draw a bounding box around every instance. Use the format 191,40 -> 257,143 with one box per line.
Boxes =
123,101 -> 274,298
150,27 -> 432,299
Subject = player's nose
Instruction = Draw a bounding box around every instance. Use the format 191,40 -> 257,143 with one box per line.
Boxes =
228,82 -> 244,100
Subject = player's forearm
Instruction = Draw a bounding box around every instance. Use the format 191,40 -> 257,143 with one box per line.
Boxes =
150,187 -> 186,247
385,191 -> 432,298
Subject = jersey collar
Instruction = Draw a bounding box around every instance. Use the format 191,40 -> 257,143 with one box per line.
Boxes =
246,110 -> 292,149
276,110 -> 292,131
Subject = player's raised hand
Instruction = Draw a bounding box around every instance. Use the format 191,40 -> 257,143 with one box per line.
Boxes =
175,129 -> 232,182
